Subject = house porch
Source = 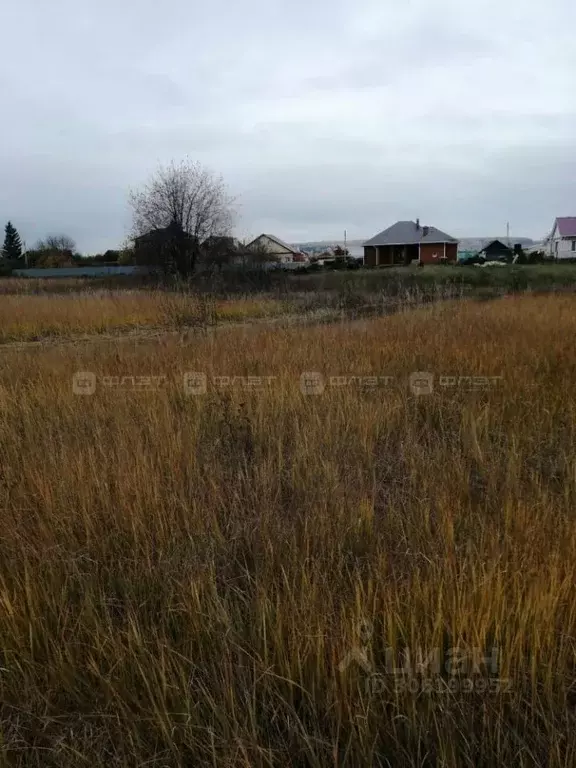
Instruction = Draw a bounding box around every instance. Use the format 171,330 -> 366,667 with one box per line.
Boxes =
374,244 -> 419,266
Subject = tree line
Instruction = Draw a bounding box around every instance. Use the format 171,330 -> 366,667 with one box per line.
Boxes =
0,224 -> 136,269
1,157 -> 264,277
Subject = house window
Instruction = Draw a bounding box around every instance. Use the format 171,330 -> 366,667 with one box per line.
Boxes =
572,240 -> 576,252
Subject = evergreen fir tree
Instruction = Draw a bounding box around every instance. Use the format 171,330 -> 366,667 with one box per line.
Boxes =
2,222 -> 23,261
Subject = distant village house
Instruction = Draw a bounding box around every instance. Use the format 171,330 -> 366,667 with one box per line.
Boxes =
478,239 -> 513,261
546,217 -> 576,259
363,220 -> 458,266
133,221 -> 196,271
245,234 -> 306,263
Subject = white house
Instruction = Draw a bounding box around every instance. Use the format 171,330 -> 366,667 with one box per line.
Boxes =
546,217 -> 576,259
245,234 -> 305,264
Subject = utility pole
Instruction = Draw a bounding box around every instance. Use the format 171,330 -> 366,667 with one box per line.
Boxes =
506,222 -> 510,247
344,229 -> 347,253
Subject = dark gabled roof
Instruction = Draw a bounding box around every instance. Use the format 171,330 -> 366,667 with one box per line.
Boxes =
134,221 -> 189,243
203,235 -> 236,247
246,233 -> 299,254
479,239 -> 512,254
363,220 -> 458,247
556,217 -> 576,237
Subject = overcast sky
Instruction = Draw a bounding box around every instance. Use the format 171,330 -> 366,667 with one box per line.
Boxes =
2,0 -> 576,252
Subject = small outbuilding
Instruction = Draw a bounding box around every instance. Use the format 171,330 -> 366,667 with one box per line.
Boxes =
478,240 -> 513,261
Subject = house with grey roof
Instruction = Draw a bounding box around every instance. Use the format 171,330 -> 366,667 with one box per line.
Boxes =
546,217 -> 576,259
363,220 -> 458,267
245,234 -> 305,264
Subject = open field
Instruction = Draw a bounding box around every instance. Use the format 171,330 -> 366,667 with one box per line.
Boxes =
1,263 -> 576,345
2,263 -> 576,297
290,263 -> 576,294
0,292 -> 288,343
0,294 -> 575,765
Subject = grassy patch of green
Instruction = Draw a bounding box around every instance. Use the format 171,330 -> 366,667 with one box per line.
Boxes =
288,263 -> 576,296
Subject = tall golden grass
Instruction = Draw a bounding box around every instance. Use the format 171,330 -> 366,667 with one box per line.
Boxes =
0,294 -> 575,765
0,291 -> 287,342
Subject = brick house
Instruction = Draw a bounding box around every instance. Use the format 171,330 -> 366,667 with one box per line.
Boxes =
363,220 -> 459,266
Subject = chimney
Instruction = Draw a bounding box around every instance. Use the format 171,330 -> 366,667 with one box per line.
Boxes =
416,219 -> 420,229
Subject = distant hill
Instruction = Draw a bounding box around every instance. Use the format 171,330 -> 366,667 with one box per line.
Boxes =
296,239 -> 364,251
295,240 -> 365,258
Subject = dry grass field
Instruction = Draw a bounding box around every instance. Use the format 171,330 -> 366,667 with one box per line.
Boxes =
0,291 -> 287,343
0,293 -> 575,766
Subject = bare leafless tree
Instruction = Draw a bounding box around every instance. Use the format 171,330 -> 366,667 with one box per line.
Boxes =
129,159 -> 235,275
36,234 -> 77,253
243,240 -> 280,267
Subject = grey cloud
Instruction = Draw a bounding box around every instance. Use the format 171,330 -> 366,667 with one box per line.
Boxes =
0,155 -> 131,253
305,24 -> 497,92
235,137 -> 576,242
1,0 -> 575,251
